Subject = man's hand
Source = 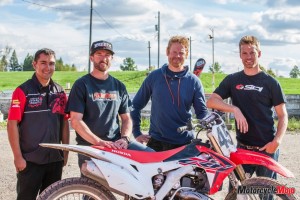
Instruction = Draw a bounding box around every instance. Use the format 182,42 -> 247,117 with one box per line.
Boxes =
136,134 -> 151,144
114,138 -> 129,149
96,139 -> 129,149
233,107 -> 248,133
14,156 -> 26,173
259,140 -> 280,154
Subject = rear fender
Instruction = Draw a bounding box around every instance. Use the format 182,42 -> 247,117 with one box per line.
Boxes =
39,143 -> 107,161
230,148 -> 294,178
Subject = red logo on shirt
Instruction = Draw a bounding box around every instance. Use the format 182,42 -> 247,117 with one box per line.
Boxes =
93,92 -> 117,101
236,84 -> 244,90
51,93 -> 67,115
28,97 -> 43,108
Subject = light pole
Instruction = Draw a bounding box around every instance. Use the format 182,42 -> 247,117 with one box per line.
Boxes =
209,28 -> 215,90
155,11 -> 160,69
189,36 -> 192,72
88,0 -> 93,73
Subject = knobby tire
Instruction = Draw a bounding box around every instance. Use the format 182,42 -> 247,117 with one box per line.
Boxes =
37,177 -> 117,200
224,177 -> 296,200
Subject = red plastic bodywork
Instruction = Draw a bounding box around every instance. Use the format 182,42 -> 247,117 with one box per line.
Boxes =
230,148 -> 294,178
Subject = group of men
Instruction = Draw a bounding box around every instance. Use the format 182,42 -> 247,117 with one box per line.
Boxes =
6,35 -> 288,200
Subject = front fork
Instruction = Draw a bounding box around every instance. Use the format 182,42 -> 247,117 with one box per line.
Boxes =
206,131 -> 247,188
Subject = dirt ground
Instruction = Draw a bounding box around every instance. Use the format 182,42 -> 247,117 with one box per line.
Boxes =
0,130 -> 299,200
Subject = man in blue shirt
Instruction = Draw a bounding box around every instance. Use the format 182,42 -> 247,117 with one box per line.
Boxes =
131,35 -> 208,151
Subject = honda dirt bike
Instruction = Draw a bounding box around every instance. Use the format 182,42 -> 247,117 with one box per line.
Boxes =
37,112 -> 296,200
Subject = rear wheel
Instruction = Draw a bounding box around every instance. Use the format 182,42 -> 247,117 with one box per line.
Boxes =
37,177 -> 117,200
225,177 -> 296,200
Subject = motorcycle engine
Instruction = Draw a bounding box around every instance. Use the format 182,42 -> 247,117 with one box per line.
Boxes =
152,168 -> 210,200
180,169 -> 209,194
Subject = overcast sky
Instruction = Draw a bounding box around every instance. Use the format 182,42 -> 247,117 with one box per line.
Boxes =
0,0 -> 300,77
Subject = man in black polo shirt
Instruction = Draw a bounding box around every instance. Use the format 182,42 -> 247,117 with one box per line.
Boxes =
7,48 -> 70,200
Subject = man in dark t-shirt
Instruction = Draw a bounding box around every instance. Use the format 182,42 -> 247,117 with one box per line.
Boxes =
66,40 -> 153,169
207,35 -> 288,182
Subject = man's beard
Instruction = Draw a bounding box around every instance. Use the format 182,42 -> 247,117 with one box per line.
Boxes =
94,61 -> 110,72
169,57 -> 184,68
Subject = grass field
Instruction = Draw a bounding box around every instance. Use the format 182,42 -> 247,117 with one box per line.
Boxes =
1,71 -> 300,94
1,71 -> 300,131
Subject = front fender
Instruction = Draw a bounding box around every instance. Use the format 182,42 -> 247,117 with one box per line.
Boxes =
230,148 -> 294,178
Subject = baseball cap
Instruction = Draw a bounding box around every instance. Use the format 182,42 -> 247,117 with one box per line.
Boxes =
90,40 -> 114,55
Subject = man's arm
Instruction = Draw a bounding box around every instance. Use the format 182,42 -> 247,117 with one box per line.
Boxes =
207,93 -> 248,133
61,119 -> 70,166
119,113 -> 132,138
70,111 -> 114,148
7,120 -> 26,172
131,78 -> 152,143
114,113 -> 137,148
260,103 -> 288,154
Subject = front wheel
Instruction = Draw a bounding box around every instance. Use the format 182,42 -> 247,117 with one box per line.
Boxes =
37,177 -> 117,200
225,177 -> 296,200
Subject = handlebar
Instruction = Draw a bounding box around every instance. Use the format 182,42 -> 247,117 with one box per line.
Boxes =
177,120 -> 194,132
177,111 -> 225,133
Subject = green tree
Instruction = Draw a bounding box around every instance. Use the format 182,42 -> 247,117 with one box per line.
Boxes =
267,68 -> 276,77
259,65 -> 267,72
0,46 -> 12,71
23,53 -> 34,71
149,65 -> 156,71
259,65 -> 276,77
9,50 -> 21,71
120,57 -> 137,71
209,62 -> 222,73
289,65 -> 300,78
55,57 -> 64,71
71,64 -> 77,71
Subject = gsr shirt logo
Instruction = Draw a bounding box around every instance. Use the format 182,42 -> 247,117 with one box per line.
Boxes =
236,84 -> 263,92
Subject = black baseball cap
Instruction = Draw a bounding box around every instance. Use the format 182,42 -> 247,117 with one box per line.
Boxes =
90,40 -> 114,55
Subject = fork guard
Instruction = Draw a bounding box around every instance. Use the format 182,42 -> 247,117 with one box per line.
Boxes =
230,148 -> 294,178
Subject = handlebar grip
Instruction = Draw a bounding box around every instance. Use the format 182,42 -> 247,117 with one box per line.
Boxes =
177,126 -> 188,133
200,113 -> 217,124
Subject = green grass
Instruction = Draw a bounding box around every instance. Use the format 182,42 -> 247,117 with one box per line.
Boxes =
140,118 -> 300,132
1,71 -> 300,130
1,71 -> 300,94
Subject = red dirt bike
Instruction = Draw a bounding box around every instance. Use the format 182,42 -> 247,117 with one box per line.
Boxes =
38,111 -> 296,200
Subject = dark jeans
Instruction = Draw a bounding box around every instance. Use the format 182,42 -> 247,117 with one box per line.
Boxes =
147,137 -> 189,152
16,161 -> 63,200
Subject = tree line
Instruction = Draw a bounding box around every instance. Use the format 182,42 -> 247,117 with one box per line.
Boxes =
0,46 -> 77,72
1,45 -> 298,78
120,57 -> 300,78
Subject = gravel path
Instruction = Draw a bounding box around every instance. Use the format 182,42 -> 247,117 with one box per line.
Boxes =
1,130 -> 299,199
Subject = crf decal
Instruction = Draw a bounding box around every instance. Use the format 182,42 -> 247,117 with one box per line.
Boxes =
235,84 -> 263,92
51,93 -> 67,114
28,97 -> 43,108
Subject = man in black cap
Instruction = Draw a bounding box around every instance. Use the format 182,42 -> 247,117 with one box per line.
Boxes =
66,40 -> 153,170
